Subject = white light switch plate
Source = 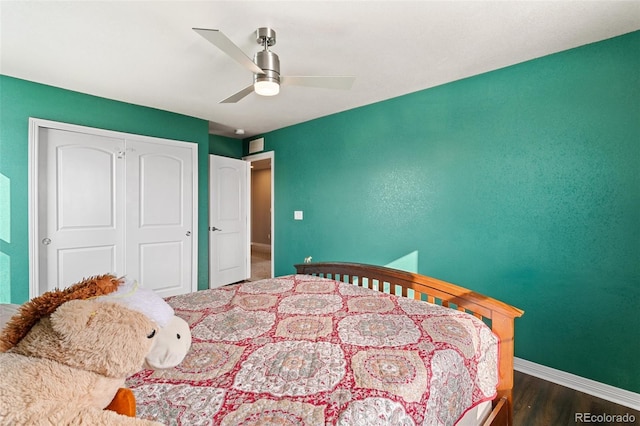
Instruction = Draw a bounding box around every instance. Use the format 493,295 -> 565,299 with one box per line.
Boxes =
294,210 -> 303,220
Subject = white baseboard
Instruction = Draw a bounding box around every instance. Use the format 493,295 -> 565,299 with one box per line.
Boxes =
514,357 -> 640,411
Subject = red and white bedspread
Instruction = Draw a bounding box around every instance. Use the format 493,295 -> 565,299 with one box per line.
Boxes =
127,274 -> 498,425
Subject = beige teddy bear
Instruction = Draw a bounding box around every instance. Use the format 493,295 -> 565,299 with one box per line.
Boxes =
0,275 -> 190,425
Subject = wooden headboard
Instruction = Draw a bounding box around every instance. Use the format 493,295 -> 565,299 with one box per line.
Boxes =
295,261 -> 524,426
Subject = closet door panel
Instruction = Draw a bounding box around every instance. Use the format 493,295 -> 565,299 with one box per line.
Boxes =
126,139 -> 194,297
37,127 -> 125,293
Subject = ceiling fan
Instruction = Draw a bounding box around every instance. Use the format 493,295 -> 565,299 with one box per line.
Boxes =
193,27 -> 356,103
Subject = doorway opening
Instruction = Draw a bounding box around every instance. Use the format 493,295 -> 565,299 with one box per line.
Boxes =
244,152 -> 274,280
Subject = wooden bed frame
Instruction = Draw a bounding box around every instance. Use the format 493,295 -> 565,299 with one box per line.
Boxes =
295,262 -> 524,426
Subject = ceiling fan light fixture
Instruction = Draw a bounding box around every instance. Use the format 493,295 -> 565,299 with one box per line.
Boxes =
254,79 -> 280,96
254,48 -> 280,96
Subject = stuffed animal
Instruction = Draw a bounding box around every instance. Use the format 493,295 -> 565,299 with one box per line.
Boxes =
0,275 -> 191,425
93,277 -> 192,370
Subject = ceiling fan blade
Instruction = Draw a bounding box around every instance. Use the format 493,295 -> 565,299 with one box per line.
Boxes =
281,76 -> 355,90
193,28 -> 265,75
220,84 -> 255,103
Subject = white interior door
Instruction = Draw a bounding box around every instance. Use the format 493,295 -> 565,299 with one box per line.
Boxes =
37,127 -> 126,291
30,119 -> 197,298
125,139 -> 194,296
209,155 -> 250,287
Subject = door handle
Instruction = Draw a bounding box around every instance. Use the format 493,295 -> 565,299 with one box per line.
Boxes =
210,226 -> 223,232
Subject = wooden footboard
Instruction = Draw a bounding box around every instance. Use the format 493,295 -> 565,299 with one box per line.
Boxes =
295,262 -> 524,426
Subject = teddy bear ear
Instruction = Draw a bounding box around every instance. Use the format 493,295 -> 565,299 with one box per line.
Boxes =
50,299 -> 102,337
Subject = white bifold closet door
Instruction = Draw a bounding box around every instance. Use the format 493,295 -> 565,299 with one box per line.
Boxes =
31,119 -> 197,298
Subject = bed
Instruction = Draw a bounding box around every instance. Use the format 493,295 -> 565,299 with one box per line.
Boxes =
126,262 -> 523,425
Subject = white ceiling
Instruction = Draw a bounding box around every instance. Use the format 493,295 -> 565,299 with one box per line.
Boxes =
2,1 -> 639,139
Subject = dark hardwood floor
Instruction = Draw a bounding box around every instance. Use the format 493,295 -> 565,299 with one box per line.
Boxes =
513,371 -> 639,425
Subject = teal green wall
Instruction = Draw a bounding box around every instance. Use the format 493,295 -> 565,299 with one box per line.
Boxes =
0,76 -> 211,303
260,32 -> 640,392
209,134 -> 243,158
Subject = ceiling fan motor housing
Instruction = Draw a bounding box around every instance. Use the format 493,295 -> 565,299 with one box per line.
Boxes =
254,50 -> 280,85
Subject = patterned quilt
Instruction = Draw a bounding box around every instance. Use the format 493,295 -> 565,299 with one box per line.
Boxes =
126,274 -> 498,425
